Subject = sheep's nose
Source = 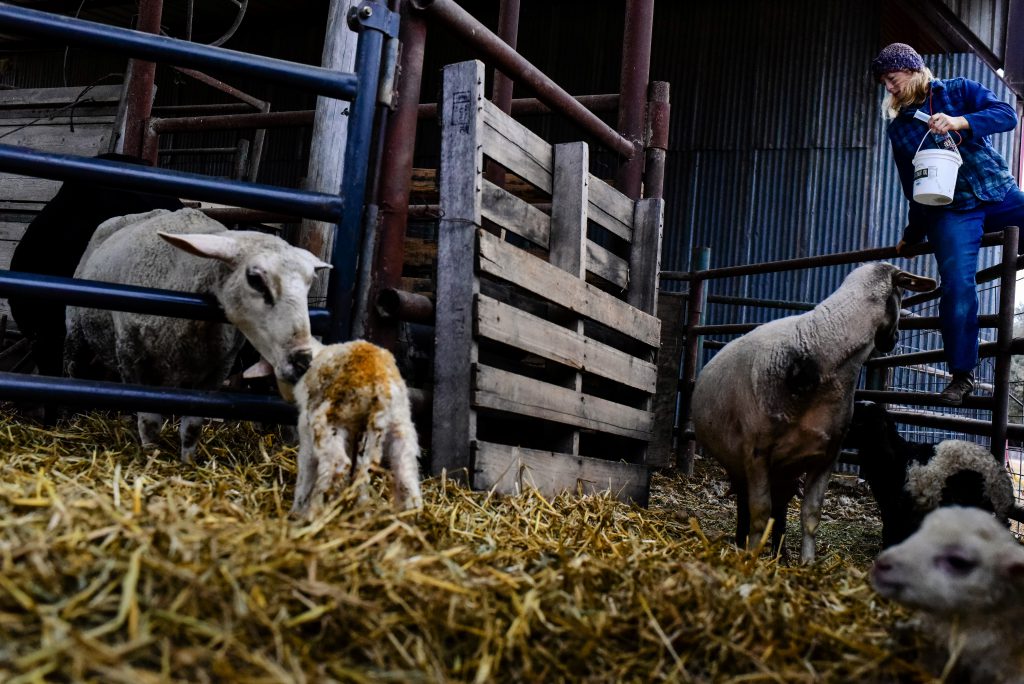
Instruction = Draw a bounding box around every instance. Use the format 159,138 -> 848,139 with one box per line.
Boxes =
289,349 -> 313,378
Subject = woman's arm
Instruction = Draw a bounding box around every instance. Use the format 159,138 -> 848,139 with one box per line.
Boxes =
960,79 -> 1018,138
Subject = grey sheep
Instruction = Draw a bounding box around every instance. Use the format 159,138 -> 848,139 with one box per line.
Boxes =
692,262 -> 935,563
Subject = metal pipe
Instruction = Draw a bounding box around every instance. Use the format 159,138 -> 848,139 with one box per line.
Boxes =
366,1 -> 428,349
0,145 -> 344,221
902,253 -> 1024,308
855,389 -> 994,411
121,0 -> 163,157
484,0 -> 520,189
677,246 -> 709,475
878,406 -> 1024,440
0,372 -> 298,424
615,0 -> 655,198
170,66 -> 268,110
409,0 -> 634,158
693,314 -> 1000,337
0,270 -> 332,333
151,110 -> 314,133
661,232 -> 1005,281
990,226 -> 1018,457
416,93 -> 619,119
0,4 -> 360,100
643,81 -> 669,199
706,293 -> 814,311
376,287 -> 435,324
866,336 -> 1024,368
324,3 -> 394,342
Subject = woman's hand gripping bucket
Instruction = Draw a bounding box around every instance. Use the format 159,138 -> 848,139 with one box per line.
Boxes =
911,110 -> 963,206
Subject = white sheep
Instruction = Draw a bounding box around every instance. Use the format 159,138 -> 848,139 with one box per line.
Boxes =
67,208 -> 330,462
691,262 -> 936,563
287,339 -> 422,516
871,506 -> 1024,683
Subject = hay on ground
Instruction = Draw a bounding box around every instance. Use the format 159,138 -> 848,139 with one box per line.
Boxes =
0,409 -> 934,682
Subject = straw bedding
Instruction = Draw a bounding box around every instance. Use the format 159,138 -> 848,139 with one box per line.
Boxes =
0,409 -> 936,682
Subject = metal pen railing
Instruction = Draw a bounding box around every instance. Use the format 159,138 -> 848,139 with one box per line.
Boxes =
0,1 -> 398,421
665,228 -> 1021,472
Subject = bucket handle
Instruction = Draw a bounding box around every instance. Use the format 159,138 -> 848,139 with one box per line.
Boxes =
914,128 -> 963,163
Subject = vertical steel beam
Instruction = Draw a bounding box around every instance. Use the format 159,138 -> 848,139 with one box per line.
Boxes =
122,0 -> 164,157
365,0 -> 427,349
484,0 -> 520,189
642,80 -> 669,199
991,226 -> 1018,459
677,246 -> 710,475
614,0 -> 653,199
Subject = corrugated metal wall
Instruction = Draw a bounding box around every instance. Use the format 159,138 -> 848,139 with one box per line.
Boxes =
941,0 -> 1009,59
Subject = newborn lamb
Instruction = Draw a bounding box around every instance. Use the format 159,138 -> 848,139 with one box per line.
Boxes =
871,506 -> 1024,683
288,340 -> 422,516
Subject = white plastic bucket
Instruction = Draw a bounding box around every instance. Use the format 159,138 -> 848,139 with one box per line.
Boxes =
912,136 -> 962,206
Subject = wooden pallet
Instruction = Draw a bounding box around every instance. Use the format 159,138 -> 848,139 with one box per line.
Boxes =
431,61 -> 664,505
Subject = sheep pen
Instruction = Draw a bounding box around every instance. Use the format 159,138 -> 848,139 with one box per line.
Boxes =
0,408 -> 973,682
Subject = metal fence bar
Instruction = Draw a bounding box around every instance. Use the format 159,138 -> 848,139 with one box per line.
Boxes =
0,3 -> 359,100
991,226 -> 1019,456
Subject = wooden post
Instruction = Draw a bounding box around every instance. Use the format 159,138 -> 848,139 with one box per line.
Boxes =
431,60 -> 484,479
549,141 -> 589,456
628,198 -> 664,315
677,246 -> 710,475
297,0 -> 361,306
648,291 -> 685,468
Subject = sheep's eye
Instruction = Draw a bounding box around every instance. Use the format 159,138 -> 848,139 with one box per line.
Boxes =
246,268 -> 274,306
936,552 -> 978,576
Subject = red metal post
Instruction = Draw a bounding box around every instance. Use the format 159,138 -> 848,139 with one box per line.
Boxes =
643,80 -> 669,200
615,0 -> 654,199
364,0 -> 428,349
484,0 -> 520,188
121,0 -> 164,157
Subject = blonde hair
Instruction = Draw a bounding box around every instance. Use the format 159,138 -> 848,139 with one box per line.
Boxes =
881,67 -> 934,120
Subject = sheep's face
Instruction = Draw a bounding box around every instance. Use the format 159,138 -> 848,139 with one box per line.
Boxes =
159,230 -> 330,386
870,506 -> 1024,615
873,267 -> 937,353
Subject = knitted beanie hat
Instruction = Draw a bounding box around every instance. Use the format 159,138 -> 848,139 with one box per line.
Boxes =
870,43 -> 925,79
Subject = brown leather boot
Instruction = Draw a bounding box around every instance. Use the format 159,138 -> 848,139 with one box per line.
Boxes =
939,371 -> 975,406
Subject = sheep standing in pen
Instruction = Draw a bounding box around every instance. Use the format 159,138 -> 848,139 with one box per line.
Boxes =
871,506 -> 1024,683
67,208 -> 330,463
847,401 -> 1015,548
691,262 -> 936,563
287,340 -> 422,517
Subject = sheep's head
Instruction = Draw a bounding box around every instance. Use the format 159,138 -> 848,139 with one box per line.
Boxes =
870,506 -> 1024,615
873,265 -> 936,353
159,230 -> 330,387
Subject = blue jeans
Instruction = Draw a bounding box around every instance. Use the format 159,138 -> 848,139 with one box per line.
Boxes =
924,187 -> 1024,373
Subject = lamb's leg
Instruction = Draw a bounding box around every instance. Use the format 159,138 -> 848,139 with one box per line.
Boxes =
386,417 -> 423,511
290,409 -> 320,517
799,460 -> 836,564
352,412 -> 387,502
179,416 -> 204,464
744,452 -> 772,551
138,412 -> 163,451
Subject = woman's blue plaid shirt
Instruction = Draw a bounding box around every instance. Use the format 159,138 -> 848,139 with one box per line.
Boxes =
887,77 -> 1018,244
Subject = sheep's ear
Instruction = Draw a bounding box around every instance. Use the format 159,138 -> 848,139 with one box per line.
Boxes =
999,548 -> 1024,582
159,231 -> 241,264
893,270 -> 936,292
299,249 -> 332,271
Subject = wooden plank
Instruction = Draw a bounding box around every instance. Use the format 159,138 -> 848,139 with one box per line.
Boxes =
475,294 -> 657,392
473,440 -> 650,505
648,292 -> 686,468
628,198 -> 665,314
0,85 -> 122,108
432,60 -> 486,479
585,241 -> 628,288
0,240 -> 18,269
588,175 -> 632,241
0,177 -> 62,204
473,364 -> 654,440
477,229 -> 661,347
481,98 -> 553,193
0,222 -> 28,242
481,180 -> 550,248
0,124 -> 112,152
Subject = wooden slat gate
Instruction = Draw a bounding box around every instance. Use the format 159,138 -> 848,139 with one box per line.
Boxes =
432,60 -> 664,505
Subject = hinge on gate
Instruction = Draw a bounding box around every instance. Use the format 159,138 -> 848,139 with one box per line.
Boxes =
348,1 -> 400,38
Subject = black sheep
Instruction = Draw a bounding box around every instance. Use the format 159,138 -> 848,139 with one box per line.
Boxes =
845,401 -> 1014,548
8,152 -> 184,380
